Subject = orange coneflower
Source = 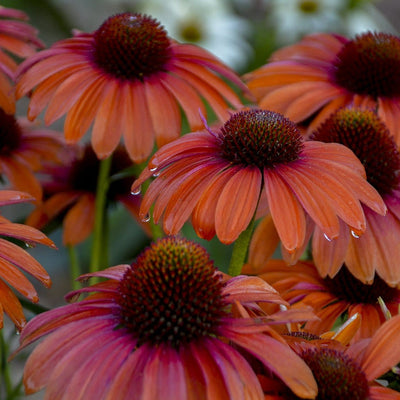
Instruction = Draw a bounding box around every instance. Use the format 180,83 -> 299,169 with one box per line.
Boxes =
0,6 -> 43,114
0,190 -> 54,330
17,237 -> 318,400
27,144 -> 148,246
132,109 -> 385,251
0,107 -> 65,201
243,259 -> 400,343
309,107 -> 400,286
260,314 -> 400,399
15,12 -> 247,162
245,31 -> 400,143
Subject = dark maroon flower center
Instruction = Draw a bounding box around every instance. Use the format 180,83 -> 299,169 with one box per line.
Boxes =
117,237 -> 227,348
0,109 -> 22,156
92,13 -> 172,81
332,32 -> 400,98
299,347 -> 369,400
323,265 -> 399,305
64,145 -> 134,197
310,108 -> 400,196
220,109 -> 304,169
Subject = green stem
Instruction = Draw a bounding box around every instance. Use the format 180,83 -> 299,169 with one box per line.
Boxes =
67,245 -> 81,290
228,218 -> 256,277
149,211 -> 165,240
90,156 -> 112,273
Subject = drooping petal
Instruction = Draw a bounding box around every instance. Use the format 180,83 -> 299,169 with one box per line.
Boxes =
192,165 -> 239,240
359,314 -> 400,381
123,81 -> 155,163
144,77 -> 181,147
62,193 -> 95,246
312,221 -> 349,278
263,168 -> 306,253
0,278 -> 25,330
215,166 -> 262,244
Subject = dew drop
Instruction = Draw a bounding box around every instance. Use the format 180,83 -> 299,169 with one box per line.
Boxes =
141,213 -> 150,223
131,185 -> 141,195
152,171 -> 160,177
351,230 -> 360,239
323,233 -> 332,242
149,166 -> 158,172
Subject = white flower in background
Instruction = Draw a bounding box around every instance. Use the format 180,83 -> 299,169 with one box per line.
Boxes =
344,2 -> 398,36
138,0 -> 253,71
268,0 -> 347,45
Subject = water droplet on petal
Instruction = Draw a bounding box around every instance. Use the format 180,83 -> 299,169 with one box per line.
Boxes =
152,171 -> 160,177
141,213 -> 150,223
149,166 -> 157,172
351,230 -> 360,239
323,233 -> 332,242
131,185 -> 141,195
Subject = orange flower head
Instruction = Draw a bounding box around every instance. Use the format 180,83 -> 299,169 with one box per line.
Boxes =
309,108 -> 400,285
16,12 -> 247,162
133,108 -> 385,250
245,31 -> 400,143
17,237 -> 318,399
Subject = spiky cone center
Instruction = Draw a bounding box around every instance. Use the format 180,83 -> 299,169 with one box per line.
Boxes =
0,108 -> 22,156
92,13 -> 172,81
116,237 -> 227,349
311,108 -> 400,196
220,109 -> 304,169
332,32 -> 400,98
296,347 -> 369,400
323,265 -> 399,304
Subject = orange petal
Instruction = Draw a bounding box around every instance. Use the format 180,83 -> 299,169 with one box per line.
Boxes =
64,74 -> 106,143
0,278 -> 26,330
247,215 -> 280,272
0,157 -> 42,201
44,67 -> 96,125
215,167 -> 261,244
161,73 -> 206,131
192,166 -> 240,241
63,193 -> 95,246
0,257 -> 38,301
123,81 -> 155,163
162,163 -> 221,234
263,169 -> 306,252
144,78 -> 181,148
91,80 -> 123,159
360,314 -> 400,380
